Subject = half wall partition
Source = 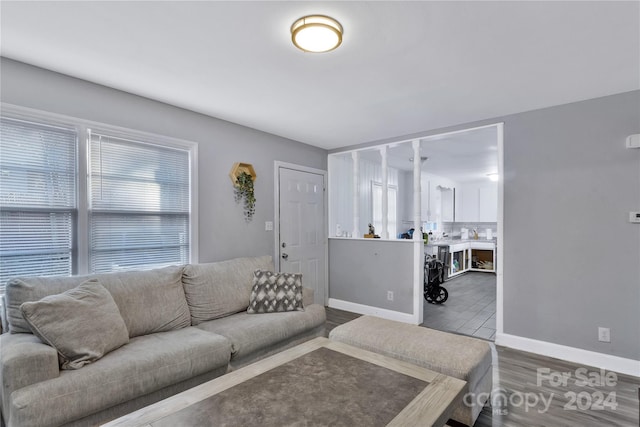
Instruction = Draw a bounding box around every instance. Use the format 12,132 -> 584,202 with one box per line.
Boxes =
328,140 -> 425,325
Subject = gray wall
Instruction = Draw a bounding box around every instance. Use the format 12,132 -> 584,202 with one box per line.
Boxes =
502,92 -> 639,360
3,57 -> 638,360
329,239 -> 415,314
332,91 -> 640,361
0,58 -> 328,263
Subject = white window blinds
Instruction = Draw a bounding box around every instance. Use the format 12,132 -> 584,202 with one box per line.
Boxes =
0,117 -> 77,292
88,131 -> 190,273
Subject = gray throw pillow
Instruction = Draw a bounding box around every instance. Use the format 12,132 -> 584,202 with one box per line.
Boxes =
20,279 -> 129,370
247,270 -> 304,314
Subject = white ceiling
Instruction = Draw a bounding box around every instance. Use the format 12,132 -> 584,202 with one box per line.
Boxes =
1,1 -> 638,154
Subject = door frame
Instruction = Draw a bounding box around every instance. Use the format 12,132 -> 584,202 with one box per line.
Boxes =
273,161 -> 329,305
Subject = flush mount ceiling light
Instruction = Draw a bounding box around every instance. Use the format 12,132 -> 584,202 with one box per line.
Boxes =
291,15 -> 343,53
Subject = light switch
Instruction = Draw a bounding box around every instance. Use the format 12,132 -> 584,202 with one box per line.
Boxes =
265,221 -> 274,231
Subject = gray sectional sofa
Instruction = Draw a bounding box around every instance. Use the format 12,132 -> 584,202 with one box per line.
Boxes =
0,256 -> 326,427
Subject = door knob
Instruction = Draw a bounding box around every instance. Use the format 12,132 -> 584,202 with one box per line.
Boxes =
281,253 -> 289,260
282,242 -> 286,248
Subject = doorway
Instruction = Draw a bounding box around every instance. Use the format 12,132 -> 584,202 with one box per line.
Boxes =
274,162 -> 328,305
419,123 -> 503,342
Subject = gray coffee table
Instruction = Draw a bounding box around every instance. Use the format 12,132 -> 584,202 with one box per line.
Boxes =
103,337 -> 466,427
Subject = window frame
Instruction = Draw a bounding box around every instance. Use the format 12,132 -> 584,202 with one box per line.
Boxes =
0,103 -> 199,278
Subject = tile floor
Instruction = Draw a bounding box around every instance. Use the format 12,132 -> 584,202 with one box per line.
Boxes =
422,271 -> 497,340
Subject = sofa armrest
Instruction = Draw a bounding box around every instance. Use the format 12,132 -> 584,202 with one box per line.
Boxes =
302,287 -> 315,307
0,333 -> 59,420
1,295 -> 8,334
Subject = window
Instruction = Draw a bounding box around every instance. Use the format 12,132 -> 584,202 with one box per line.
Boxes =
88,131 -> 191,272
372,183 -> 397,238
0,117 -> 77,292
0,108 -> 197,291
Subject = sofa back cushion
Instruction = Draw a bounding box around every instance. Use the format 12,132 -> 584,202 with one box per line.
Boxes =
20,279 -> 130,369
5,266 -> 190,337
182,256 -> 274,325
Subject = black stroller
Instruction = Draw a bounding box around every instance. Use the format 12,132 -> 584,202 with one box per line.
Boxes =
424,254 -> 448,304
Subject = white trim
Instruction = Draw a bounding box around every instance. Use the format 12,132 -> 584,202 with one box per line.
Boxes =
351,151 -> 360,238
496,122 -> 505,335
273,161 -> 328,305
1,103 -> 198,151
380,146 -> 389,239
190,144 -> 199,264
76,124 -> 90,275
327,155 -> 336,238
412,139 -> 422,241
412,240 -> 424,325
496,333 -> 640,378
328,298 -> 420,325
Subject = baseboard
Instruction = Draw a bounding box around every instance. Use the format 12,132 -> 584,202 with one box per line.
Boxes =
328,298 -> 419,324
496,333 -> 640,378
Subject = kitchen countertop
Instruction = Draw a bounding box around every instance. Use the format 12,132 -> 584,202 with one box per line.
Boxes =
425,239 -> 496,246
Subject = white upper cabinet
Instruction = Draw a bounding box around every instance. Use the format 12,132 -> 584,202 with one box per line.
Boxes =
420,173 -> 456,223
456,182 -> 498,222
479,184 -> 498,222
459,186 -> 479,222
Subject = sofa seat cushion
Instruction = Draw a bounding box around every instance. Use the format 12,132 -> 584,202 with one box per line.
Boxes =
182,256 -> 274,324
6,266 -> 190,337
195,304 -> 326,360
9,327 -> 231,427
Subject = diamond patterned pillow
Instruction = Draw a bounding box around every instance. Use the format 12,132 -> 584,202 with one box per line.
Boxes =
247,270 -> 304,314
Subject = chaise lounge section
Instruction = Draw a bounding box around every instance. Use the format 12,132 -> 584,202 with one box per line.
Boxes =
329,315 -> 492,427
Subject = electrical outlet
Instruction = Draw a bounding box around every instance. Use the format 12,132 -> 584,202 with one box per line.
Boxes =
387,291 -> 394,301
598,327 -> 610,343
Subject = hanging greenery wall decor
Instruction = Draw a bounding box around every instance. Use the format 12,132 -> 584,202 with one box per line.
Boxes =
229,162 -> 257,222
234,171 -> 256,221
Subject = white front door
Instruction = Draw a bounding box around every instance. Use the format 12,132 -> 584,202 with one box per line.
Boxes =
277,166 -> 326,305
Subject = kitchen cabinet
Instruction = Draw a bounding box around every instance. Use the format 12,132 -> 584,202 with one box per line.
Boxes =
439,241 -> 496,278
456,183 -> 498,222
478,185 -> 498,222
440,186 -> 455,222
468,242 -> 496,272
419,174 -> 458,223
448,242 -> 468,278
459,187 -> 479,222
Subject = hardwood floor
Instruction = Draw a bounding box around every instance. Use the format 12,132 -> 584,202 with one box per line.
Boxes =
325,307 -> 640,427
324,305 -> 361,337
